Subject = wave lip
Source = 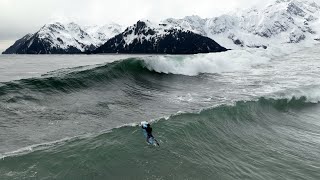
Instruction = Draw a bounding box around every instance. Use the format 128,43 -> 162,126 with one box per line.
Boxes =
142,50 -> 270,75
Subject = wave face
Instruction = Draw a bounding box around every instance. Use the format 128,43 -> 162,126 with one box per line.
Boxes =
1,97 -> 320,179
0,58 -> 148,95
0,50 -> 269,95
1,47 -> 320,179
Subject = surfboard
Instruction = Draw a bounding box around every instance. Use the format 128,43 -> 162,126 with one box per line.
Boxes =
141,121 -> 159,146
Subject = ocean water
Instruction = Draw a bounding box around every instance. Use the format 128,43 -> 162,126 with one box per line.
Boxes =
0,46 -> 320,179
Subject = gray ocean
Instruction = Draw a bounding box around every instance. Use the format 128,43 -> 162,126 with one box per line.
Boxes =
0,47 -> 320,179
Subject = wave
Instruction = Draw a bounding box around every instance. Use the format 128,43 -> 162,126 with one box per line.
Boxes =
143,50 -> 270,75
0,58 -> 148,96
1,96 -> 320,179
1,96 -> 317,157
0,136 -> 81,159
0,50 -> 270,97
268,85 -> 320,103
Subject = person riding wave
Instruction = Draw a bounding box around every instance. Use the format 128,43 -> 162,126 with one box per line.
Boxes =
142,123 -> 153,141
141,123 -> 159,146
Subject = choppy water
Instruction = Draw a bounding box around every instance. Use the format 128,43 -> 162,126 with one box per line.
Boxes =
1,46 -> 320,179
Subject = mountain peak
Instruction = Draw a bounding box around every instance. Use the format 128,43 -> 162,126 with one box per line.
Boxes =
90,18 -> 227,54
3,21 -> 124,54
40,22 -> 65,31
134,20 -> 148,31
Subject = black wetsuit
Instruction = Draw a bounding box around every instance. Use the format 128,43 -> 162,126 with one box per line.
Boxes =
145,126 -> 153,138
142,125 -> 153,140
142,124 -> 159,146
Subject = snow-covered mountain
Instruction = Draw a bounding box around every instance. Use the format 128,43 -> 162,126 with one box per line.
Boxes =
91,20 -> 227,54
163,0 -> 320,49
84,23 -> 123,46
2,22 -> 123,54
4,0 -> 320,54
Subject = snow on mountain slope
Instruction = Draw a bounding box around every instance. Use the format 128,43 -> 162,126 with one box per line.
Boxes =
36,22 -> 94,51
165,15 -> 208,35
92,20 -> 227,54
120,20 -> 186,45
3,22 -> 123,54
36,22 -> 123,51
84,23 -> 123,46
163,0 -> 320,49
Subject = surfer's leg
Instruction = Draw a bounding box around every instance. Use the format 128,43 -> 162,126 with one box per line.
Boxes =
146,135 -> 151,143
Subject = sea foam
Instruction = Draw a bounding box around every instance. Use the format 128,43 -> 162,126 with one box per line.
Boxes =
142,49 -> 270,76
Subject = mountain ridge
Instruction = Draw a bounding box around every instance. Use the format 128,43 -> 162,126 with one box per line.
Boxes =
90,20 -> 227,54
3,0 -> 320,54
163,0 -> 320,48
2,22 -> 123,54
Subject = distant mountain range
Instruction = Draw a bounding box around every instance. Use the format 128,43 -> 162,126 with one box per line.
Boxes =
2,22 -> 123,54
164,0 -> 320,49
3,0 -> 320,54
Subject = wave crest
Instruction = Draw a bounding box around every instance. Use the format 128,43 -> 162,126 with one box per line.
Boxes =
142,50 -> 270,75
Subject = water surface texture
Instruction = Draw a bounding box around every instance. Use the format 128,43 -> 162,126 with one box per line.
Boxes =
0,47 -> 320,179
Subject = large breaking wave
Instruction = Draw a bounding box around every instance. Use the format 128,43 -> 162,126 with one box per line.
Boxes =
0,50 -> 270,96
1,96 -> 320,179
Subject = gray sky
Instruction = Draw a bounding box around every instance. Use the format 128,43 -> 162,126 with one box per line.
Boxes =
0,0 -> 315,51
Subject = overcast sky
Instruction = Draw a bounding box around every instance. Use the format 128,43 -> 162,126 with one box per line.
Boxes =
0,0 -> 318,51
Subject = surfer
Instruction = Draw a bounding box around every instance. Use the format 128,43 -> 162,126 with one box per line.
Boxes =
141,122 -> 159,146
142,123 -> 153,141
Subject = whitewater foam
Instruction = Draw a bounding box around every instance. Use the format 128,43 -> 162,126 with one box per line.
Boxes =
268,85 -> 320,103
142,50 -> 270,76
0,122 -> 140,159
0,137 -> 76,159
141,43 -> 320,76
